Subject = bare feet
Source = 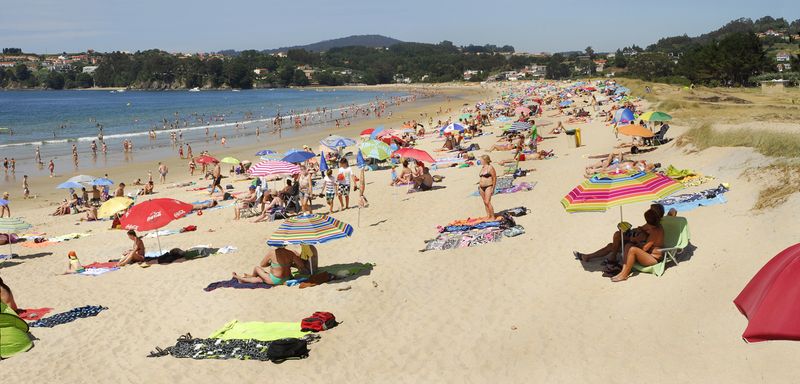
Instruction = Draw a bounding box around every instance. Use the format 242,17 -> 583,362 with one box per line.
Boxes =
232,272 -> 243,282
611,274 -> 628,282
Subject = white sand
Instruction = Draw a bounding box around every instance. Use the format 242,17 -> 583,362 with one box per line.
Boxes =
2,82 -> 799,383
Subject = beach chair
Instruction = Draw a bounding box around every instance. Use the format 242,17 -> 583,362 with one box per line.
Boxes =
651,124 -> 670,145
633,216 -> 690,276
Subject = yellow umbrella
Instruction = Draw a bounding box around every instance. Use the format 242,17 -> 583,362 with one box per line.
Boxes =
639,111 -> 672,122
220,157 -> 240,165
97,197 -> 134,218
618,124 -> 654,138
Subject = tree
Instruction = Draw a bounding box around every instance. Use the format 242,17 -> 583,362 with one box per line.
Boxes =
627,52 -> 675,80
614,49 -> 627,68
45,71 -> 66,89
545,54 -> 570,79
75,72 -> 94,88
292,69 -> 309,86
14,63 -> 31,82
224,61 -> 253,89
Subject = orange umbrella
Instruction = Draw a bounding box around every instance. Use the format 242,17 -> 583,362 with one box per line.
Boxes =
618,124 -> 654,138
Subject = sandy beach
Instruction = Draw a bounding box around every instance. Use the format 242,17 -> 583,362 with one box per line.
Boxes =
1,81 -> 799,383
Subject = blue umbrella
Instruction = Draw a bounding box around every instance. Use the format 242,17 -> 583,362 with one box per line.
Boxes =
320,135 -> 356,149
319,152 -> 328,173
613,108 -> 635,124
282,151 -> 315,164
559,100 -> 574,107
255,149 -> 276,156
369,126 -> 385,140
91,177 -> 114,186
356,150 -> 366,168
57,181 -> 84,190
442,123 -> 465,133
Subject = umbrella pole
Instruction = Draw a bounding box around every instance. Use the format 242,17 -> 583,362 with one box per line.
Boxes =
156,231 -> 163,256
618,206 -> 625,264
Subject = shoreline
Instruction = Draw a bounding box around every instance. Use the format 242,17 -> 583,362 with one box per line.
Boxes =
7,84 -> 489,211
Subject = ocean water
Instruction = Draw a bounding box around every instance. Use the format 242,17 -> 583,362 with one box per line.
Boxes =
0,88 -> 411,182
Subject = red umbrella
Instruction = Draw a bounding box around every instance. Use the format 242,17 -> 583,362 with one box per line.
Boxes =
734,243 -> 800,342
120,198 -> 193,254
392,147 -> 434,163
514,106 -> 531,115
195,155 -> 219,164
360,128 -> 375,136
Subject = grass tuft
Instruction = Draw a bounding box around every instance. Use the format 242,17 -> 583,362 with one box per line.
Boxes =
678,124 -> 800,158
744,162 -> 800,210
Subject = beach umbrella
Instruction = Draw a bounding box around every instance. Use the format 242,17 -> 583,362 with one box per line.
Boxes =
0,217 -> 32,258
618,124 -> 654,138
356,150 -> 366,169
369,126 -> 384,140
360,128 -> 375,137
508,121 -> 532,132
321,135 -> 356,149
91,177 -> 114,186
319,153 -> 329,173
282,151 -> 315,164
248,160 -> 301,177
559,100 -> 574,107
514,106 -> 531,115
612,108 -> 635,124
442,123 -> 465,134
97,197 -> 134,218
194,155 -> 218,164
459,113 -> 473,120
359,140 -> 391,160
67,175 -> 96,185
392,148 -> 435,163
220,157 -> 240,165
255,149 -> 276,156
120,198 -> 193,254
562,171 -> 683,262
267,214 -> 354,273
734,243 -> 800,342
57,181 -> 83,190
640,111 -> 672,122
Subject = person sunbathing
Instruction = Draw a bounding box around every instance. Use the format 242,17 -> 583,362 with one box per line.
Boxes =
488,134 -> 523,152
118,229 -> 145,267
549,121 -> 565,134
192,199 -> 219,212
233,246 -> 308,285
81,205 -> 98,221
253,191 -> 284,223
584,152 -> 625,176
138,181 -> 154,195
0,277 -> 19,312
234,185 -> 257,220
412,166 -> 434,191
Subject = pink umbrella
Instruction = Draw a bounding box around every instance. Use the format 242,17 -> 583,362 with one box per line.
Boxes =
247,160 -> 301,177
392,148 -> 435,163
514,106 -> 531,115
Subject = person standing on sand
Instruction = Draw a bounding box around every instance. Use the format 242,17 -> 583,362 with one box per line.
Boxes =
189,159 -> 196,176
22,175 -> 30,199
48,160 -> 55,177
158,162 -> 168,183
178,144 -> 184,159
478,155 -> 497,219
0,192 -> 10,218
210,162 -> 222,196
10,158 -> 15,173
187,144 -> 193,159
115,183 -> 125,197
336,158 -> 353,211
72,144 -> 79,167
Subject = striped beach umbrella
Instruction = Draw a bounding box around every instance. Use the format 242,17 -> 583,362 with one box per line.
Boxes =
0,217 -> 32,257
247,160 -> 301,177
442,123 -> 465,134
508,121 -> 532,132
561,171 -> 683,213
359,140 -> 391,160
267,214 -> 354,247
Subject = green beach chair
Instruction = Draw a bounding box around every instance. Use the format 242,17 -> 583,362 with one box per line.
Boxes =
633,216 -> 690,277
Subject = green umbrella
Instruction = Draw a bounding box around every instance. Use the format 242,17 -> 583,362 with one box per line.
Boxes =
639,111 -> 672,122
0,217 -> 32,259
459,113 -> 473,120
220,157 -> 240,165
359,140 -> 391,160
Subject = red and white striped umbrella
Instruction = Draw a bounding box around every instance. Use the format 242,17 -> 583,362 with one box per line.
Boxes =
247,160 -> 301,177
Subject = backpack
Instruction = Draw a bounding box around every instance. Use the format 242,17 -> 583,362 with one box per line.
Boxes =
267,338 -> 309,363
301,312 -> 338,332
503,206 -> 530,217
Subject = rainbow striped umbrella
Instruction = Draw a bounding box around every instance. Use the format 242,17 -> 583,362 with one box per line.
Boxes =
561,171 -> 683,213
267,214 -> 354,247
247,160 -> 301,177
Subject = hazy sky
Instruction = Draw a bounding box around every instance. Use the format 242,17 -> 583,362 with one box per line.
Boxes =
1,0 -> 797,54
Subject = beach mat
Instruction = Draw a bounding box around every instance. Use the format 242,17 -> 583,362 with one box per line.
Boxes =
204,279 -> 273,292
210,320 -> 308,342
83,262 -> 118,269
30,305 -> 108,328
17,308 -> 54,322
78,267 -> 119,276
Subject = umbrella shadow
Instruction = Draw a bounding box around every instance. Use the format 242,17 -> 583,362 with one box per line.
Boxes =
321,262 -> 374,285
0,260 -> 23,268
15,252 -> 53,261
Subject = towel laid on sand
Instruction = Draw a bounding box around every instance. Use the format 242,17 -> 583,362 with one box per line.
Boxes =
204,279 -> 273,292
469,181 -> 536,196
83,262 -> 118,269
17,308 -> 54,321
30,305 -> 108,328
78,267 -> 119,276
48,232 -> 92,243
210,321 -> 309,342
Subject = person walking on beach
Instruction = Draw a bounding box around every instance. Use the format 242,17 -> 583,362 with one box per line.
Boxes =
336,158 -> 353,211
210,162 -> 222,196
101,141 -> 108,155
48,160 -> 55,177
178,144 -> 184,159
72,144 -> 79,167
9,158 -> 15,173
189,159 -> 196,176
478,155 -> 497,219
158,162 -> 168,184
22,175 -> 30,199
187,144 -> 193,159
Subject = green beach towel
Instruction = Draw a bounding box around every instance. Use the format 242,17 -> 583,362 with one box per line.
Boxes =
0,302 -> 33,358
210,321 -> 308,342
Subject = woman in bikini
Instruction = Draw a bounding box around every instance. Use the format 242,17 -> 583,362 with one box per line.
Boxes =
233,246 -> 308,286
478,155 -> 497,219
610,208 -> 664,282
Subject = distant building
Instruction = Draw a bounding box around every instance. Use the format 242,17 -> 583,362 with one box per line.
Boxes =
82,66 -> 98,74
0,61 -> 15,68
463,70 -> 480,80
594,59 -> 607,72
777,63 -> 791,72
253,68 -> 269,75
776,52 -> 791,62
296,65 -> 315,79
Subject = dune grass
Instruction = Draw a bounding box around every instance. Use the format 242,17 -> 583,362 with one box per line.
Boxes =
744,162 -> 800,210
678,123 -> 800,158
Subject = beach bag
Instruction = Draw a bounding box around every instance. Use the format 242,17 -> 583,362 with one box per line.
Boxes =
512,168 -> 527,178
301,312 -> 338,332
504,206 -> 530,217
503,225 -> 526,237
267,338 -> 309,362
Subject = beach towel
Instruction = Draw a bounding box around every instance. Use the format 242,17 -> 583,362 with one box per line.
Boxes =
17,308 -> 54,321
469,181 -> 537,196
654,184 -> 729,212
48,232 -> 92,243
78,267 -> 119,276
203,279 -> 273,292
422,228 -> 504,252
148,334 -> 275,361
20,241 -> 55,248
83,262 -> 118,269
30,305 -> 108,328
210,321 -> 309,342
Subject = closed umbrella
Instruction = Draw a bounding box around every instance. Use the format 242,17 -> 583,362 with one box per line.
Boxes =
97,197 -> 134,218
356,150 -> 366,169
0,217 -> 32,258
508,121 -> 532,132
319,153 -> 329,173
120,198 -> 193,254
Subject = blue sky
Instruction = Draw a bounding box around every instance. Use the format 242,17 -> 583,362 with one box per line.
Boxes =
1,0 -> 797,54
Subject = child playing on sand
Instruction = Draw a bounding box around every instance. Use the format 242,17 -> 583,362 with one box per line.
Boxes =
65,251 -> 85,274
